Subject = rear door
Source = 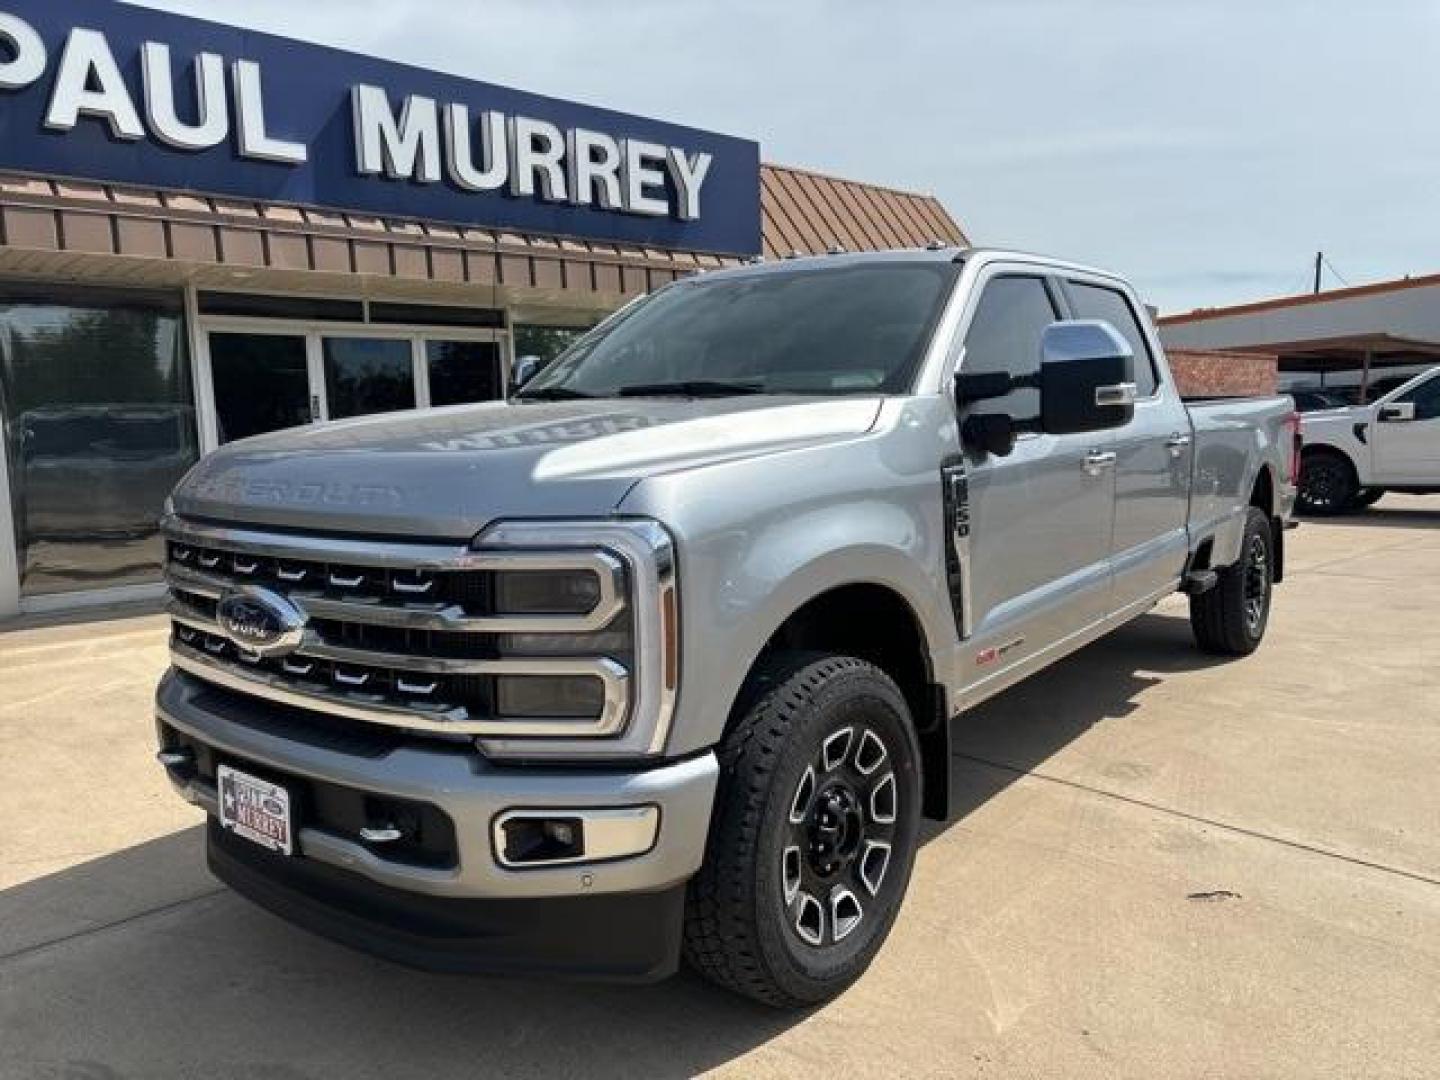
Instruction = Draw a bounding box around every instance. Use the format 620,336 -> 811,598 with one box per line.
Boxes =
953,269 -> 1116,681
1063,277 -> 1191,606
1372,372 -> 1440,484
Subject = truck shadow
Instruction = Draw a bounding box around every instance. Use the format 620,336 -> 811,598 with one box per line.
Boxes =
934,610 -> 1232,830
0,829 -> 796,1079
0,610 -> 1222,1077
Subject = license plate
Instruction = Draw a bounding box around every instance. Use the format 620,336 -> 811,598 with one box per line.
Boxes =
217,763 -> 293,855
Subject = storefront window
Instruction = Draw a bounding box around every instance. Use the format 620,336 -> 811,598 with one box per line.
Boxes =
0,286 -> 197,598
426,340 -> 502,406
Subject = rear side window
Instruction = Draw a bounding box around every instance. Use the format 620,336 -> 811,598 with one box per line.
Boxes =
1067,281 -> 1159,398
960,275 -> 1058,417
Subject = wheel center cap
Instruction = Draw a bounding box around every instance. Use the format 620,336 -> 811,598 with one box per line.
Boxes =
807,783 -> 863,877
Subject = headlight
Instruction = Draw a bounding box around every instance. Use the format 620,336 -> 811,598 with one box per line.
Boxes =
470,519 -> 679,760
494,567 -> 603,615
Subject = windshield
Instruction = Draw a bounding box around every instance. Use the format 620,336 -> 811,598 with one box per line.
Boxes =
519,261 -> 958,398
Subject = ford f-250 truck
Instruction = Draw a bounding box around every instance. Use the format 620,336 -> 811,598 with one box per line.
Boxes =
1297,365 -> 1440,514
155,248 -> 1298,1007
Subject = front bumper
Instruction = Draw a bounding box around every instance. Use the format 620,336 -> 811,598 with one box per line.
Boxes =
206,821 -> 685,980
156,669 -> 717,976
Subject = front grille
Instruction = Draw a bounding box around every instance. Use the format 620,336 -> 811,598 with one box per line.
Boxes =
163,521 -> 633,740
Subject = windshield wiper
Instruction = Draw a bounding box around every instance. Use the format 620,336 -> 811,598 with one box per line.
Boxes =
515,386 -> 597,401
615,380 -> 764,398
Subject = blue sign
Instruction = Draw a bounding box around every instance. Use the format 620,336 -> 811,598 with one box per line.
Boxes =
0,0 -> 761,254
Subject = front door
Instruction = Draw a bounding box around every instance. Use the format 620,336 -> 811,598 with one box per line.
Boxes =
954,271 -> 1116,685
1372,372 -> 1440,485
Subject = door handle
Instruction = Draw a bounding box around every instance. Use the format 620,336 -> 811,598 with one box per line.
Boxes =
1083,450 -> 1117,475
1165,433 -> 1192,457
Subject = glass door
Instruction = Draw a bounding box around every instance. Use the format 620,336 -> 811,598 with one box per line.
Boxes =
425,340 -> 503,406
207,331 -> 313,444
320,336 -> 417,419
199,319 -> 508,451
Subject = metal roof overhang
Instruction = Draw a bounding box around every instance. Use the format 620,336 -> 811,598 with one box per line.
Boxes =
0,165 -> 967,323
1215,333 -> 1440,370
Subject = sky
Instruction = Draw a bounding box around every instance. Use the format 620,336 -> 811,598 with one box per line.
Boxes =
133,0 -> 1440,315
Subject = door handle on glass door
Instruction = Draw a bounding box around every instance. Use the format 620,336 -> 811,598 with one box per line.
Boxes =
1165,433 -> 1192,457
1083,450 -> 1117,475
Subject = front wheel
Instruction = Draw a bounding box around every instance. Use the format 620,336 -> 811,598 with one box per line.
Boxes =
1297,450 -> 1359,515
683,653 -> 922,1008
1190,507 -> 1274,656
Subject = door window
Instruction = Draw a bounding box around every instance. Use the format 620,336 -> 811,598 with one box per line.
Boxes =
322,337 -> 416,420
426,340 -> 503,406
1066,282 -> 1159,397
1395,376 -> 1440,420
960,275 -> 1059,416
209,333 -> 311,443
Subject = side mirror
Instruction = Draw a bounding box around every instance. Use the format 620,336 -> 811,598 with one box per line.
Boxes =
961,413 -> 1017,458
1378,402 -> 1415,422
1038,320 -> 1136,435
511,355 -> 543,390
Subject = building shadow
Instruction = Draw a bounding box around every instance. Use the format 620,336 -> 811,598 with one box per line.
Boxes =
1,610 -> 1227,1076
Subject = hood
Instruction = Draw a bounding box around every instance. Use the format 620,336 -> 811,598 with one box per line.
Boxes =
173,396 -> 883,537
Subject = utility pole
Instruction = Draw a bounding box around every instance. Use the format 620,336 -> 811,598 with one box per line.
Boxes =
1313,251 -> 1323,294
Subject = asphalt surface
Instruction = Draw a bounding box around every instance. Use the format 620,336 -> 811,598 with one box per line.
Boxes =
2,496 -> 1438,1078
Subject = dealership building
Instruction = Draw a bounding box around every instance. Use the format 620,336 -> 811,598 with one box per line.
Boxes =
1161,274 -> 1440,403
0,0 -> 965,618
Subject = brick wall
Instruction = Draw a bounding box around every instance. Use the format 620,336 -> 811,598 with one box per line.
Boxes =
1166,349 -> 1278,398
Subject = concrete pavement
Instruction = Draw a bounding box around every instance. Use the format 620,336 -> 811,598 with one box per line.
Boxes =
2,497 -> 1438,1078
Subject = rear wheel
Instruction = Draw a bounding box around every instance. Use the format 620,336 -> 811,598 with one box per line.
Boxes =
683,653 -> 922,1008
1298,449 -> 1359,515
1190,507 -> 1274,656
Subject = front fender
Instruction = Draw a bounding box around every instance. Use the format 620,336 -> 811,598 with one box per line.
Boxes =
622,421 -> 956,758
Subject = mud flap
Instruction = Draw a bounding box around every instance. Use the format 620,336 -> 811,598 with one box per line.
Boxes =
919,684 -> 956,821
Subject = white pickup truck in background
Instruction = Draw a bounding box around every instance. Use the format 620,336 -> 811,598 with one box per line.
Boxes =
1297,366 -> 1440,513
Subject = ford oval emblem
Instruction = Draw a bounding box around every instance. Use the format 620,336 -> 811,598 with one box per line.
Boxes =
215,587 -> 306,658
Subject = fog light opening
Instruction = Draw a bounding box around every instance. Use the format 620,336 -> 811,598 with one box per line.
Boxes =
501,815 -> 586,865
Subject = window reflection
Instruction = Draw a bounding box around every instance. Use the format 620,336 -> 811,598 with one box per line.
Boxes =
322,337 -> 415,419
0,286 -> 197,598
426,340 -> 502,406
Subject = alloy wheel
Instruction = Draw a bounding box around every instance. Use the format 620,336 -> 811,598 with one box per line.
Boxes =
1243,531 -> 1270,634
781,725 -> 897,949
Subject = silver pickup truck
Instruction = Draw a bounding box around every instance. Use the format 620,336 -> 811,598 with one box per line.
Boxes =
155,248 -> 1297,1006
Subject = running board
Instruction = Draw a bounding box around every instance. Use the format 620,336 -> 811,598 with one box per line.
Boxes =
1181,569 -> 1219,596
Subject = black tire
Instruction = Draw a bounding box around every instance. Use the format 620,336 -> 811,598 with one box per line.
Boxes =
683,653 -> 922,1008
1297,449 -> 1359,515
1355,487 -> 1386,508
1190,507 -> 1274,656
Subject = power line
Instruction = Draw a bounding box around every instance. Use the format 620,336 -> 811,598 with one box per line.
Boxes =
1322,253 -> 1349,287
